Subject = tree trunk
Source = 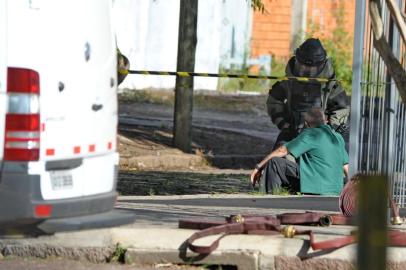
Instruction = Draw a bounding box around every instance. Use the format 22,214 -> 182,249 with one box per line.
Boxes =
173,0 -> 198,152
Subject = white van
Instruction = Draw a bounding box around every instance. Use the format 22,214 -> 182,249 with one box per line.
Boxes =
0,0 -> 132,234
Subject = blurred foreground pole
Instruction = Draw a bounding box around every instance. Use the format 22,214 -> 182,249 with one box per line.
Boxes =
173,0 -> 198,152
358,175 -> 388,270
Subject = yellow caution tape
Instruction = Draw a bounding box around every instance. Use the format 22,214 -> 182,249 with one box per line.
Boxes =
122,70 -> 334,83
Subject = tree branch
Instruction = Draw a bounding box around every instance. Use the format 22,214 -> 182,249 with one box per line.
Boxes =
386,0 -> 406,43
370,0 -> 406,104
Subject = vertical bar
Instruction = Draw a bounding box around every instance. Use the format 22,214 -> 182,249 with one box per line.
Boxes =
390,0 -> 403,206
368,79 -> 375,171
349,0 -> 367,176
358,19 -> 372,173
395,101 -> 399,202
382,0 -> 401,212
400,104 -> 406,205
382,0 -> 398,176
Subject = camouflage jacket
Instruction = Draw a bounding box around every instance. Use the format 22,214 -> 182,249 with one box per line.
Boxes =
266,57 -> 350,133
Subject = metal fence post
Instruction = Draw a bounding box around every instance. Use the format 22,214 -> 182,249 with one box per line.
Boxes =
349,0 -> 367,177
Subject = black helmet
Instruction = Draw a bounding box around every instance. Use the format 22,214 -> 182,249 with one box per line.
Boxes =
295,38 -> 327,66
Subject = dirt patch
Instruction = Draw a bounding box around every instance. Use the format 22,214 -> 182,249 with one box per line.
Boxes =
118,90 -> 277,171
118,123 -> 271,170
117,90 -> 278,195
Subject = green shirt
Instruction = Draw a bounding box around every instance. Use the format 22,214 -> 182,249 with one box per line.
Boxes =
284,125 -> 348,195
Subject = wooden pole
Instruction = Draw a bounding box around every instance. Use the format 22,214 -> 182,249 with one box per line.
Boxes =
386,0 -> 406,43
173,0 -> 198,152
370,0 -> 406,104
357,175 -> 388,270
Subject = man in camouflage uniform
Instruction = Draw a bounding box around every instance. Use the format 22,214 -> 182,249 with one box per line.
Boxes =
267,38 -> 349,149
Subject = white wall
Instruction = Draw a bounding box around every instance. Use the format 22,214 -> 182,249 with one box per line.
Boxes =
112,0 -> 250,91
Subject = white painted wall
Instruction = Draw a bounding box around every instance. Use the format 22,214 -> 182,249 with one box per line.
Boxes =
112,0 -> 250,91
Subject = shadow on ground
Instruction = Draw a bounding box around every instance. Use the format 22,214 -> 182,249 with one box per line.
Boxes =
118,171 -> 254,195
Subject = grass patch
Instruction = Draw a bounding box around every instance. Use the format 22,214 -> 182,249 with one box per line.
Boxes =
248,190 -> 267,196
118,88 -> 174,105
271,187 -> 291,196
118,89 -> 266,113
148,188 -> 156,196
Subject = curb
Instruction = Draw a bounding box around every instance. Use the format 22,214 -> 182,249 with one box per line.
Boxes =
119,154 -> 207,170
111,228 -> 358,269
1,244 -> 114,263
125,249 -> 259,270
1,227 -> 406,269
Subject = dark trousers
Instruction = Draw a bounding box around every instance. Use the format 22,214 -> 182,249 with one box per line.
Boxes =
273,129 -> 298,150
262,157 -> 300,194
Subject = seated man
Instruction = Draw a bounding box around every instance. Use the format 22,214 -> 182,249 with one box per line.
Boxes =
250,108 -> 349,195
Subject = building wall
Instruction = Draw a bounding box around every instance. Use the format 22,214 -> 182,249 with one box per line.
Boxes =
307,0 -> 356,38
112,0 -> 250,91
112,0 -> 356,90
250,0 -> 355,61
250,0 -> 292,59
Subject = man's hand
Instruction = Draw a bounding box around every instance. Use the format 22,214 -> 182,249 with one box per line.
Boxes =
250,146 -> 288,187
250,168 -> 262,187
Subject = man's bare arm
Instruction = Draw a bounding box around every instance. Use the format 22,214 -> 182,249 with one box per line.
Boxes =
256,146 -> 288,170
250,146 -> 289,186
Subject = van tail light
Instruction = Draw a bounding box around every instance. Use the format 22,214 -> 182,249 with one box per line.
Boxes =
34,204 -> 52,218
4,67 -> 40,161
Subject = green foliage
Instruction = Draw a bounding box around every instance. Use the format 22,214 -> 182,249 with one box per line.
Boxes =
216,65 -> 271,93
110,243 -> 127,263
249,0 -> 265,12
269,58 -> 287,85
306,0 -> 353,93
216,56 -> 287,93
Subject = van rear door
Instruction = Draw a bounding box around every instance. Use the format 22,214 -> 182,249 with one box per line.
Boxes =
0,0 -> 7,160
38,0 -> 117,161
6,0 -> 117,200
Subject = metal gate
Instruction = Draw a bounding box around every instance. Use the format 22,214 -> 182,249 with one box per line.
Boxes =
349,0 -> 406,206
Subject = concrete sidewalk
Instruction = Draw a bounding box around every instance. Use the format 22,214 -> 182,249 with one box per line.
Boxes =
1,195 -> 406,270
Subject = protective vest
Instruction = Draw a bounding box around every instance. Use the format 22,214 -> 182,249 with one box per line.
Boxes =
269,57 -> 345,132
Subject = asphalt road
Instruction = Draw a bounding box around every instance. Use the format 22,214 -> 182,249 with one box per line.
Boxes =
116,195 -> 341,228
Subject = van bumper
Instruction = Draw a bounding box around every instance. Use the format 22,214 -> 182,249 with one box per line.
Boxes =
0,161 -> 118,225
37,208 -> 135,234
